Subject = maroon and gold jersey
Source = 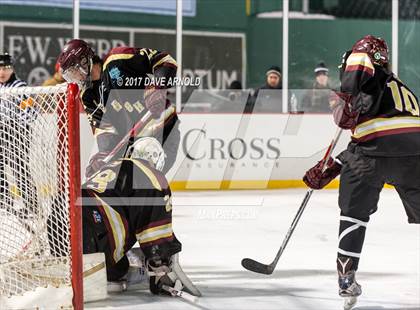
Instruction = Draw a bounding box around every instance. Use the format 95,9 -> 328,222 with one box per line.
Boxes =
82,158 -> 175,264
341,52 -> 420,156
82,47 -> 178,157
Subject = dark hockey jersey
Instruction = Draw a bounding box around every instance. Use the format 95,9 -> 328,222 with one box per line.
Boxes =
82,158 -> 174,263
81,47 -> 178,156
341,52 -> 420,156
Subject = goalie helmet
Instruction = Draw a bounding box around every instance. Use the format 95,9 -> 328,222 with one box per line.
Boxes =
58,39 -> 94,87
130,137 -> 165,172
352,35 -> 389,66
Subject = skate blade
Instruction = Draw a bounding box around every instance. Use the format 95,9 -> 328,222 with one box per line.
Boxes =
162,285 -> 199,303
343,296 -> 357,310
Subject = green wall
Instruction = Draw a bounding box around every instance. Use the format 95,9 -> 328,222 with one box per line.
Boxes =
1,2 -> 420,95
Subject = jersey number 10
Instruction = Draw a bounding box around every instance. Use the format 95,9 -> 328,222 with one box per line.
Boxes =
387,80 -> 420,116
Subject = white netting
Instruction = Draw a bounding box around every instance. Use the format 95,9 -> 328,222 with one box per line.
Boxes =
0,84 -> 76,307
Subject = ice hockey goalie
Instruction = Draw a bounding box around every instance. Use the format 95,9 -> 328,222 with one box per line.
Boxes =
82,137 -> 200,298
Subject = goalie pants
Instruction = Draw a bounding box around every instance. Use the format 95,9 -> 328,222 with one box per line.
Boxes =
82,189 -> 182,281
337,147 -> 420,270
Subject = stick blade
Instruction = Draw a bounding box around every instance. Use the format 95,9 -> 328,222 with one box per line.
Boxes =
241,258 -> 273,275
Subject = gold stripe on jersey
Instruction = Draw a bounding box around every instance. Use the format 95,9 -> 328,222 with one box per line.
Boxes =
346,53 -> 375,70
103,54 -> 135,70
152,54 -> 177,71
130,158 -> 162,191
93,193 -> 127,263
353,116 -> 420,139
136,223 -> 173,245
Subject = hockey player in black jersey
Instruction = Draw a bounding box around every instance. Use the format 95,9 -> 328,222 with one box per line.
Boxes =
57,39 -> 180,177
82,137 -> 200,298
303,35 -> 420,310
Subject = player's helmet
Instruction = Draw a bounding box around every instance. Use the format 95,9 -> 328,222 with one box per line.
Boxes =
352,35 -> 389,66
58,39 -> 94,86
0,53 -> 14,68
129,137 -> 166,172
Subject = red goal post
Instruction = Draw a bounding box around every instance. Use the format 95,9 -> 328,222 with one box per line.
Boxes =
0,83 -> 83,309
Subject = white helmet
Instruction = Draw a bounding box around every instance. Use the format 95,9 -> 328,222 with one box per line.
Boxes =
130,137 -> 165,171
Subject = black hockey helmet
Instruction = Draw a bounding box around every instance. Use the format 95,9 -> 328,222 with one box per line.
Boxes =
352,35 -> 389,66
0,53 -> 14,68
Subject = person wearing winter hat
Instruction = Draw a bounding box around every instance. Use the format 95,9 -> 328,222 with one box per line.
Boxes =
301,62 -> 334,113
314,62 -> 329,87
246,65 -> 283,112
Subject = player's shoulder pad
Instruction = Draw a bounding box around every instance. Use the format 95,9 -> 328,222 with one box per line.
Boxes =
126,158 -> 169,192
345,52 -> 375,76
103,46 -> 138,70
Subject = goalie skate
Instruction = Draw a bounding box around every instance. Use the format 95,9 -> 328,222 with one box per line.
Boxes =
148,253 -> 201,300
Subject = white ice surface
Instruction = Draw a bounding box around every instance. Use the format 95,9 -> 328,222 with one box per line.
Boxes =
86,189 -> 420,310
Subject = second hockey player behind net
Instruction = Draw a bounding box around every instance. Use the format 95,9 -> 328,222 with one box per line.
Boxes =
303,35 -> 420,310
58,40 -> 180,177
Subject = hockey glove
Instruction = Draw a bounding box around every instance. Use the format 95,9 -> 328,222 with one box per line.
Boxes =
144,85 -> 167,119
85,151 -> 108,178
332,92 -> 360,130
303,157 -> 342,190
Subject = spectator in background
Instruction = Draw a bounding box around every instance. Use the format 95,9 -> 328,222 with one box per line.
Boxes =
247,65 -> 282,112
301,62 -> 334,112
42,61 -> 65,86
227,80 -> 243,101
252,65 -> 282,99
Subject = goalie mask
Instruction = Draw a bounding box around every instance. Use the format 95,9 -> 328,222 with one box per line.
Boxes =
58,39 -> 94,87
352,35 -> 389,66
129,137 -> 165,172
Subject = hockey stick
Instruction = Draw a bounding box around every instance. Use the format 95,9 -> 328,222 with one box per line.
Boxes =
102,110 -> 153,164
84,110 -> 153,182
241,127 -> 344,275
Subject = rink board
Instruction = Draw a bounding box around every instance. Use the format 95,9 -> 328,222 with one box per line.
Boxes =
80,113 -> 352,190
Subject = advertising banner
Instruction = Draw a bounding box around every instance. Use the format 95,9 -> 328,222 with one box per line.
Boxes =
1,22 -> 244,90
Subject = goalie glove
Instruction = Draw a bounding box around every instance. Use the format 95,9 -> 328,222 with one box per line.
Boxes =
85,151 -> 108,178
144,85 -> 167,119
303,157 -> 342,190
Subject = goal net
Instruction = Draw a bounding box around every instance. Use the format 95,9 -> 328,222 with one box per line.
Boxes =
0,84 -> 82,309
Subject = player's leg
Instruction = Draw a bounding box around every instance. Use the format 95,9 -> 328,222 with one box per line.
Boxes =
82,191 -> 135,282
132,197 -> 200,297
132,202 -> 181,293
337,152 -> 384,306
385,156 -> 420,224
